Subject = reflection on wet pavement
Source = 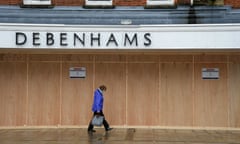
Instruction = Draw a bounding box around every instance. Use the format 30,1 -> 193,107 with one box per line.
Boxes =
0,128 -> 240,144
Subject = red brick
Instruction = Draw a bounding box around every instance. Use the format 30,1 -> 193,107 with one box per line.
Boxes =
0,0 -> 239,8
225,0 -> 240,8
114,0 -> 146,6
178,0 -> 190,5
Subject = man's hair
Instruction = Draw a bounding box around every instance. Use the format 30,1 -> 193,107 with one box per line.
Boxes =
99,85 -> 107,91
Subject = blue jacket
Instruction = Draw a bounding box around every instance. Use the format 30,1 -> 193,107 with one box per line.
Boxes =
91,88 -> 104,112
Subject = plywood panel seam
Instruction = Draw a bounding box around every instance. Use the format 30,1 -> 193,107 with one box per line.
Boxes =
158,60 -> 161,126
62,61 -> 94,63
227,55 -> 230,128
93,55 -> 96,100
192,55 -> 195,127
158,62 -> 193,64
0,61 -> 26,63
95,61 -> 127,63
127,62 -> 158,64
125,56 -> 128,126
26,54 -> 29,126
29,61 -> 61,63
194,62 -> 228,64
59,56 -> 63,126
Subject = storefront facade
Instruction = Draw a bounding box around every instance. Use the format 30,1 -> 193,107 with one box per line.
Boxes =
0,0 -> 240,128
0,0 -> 240,8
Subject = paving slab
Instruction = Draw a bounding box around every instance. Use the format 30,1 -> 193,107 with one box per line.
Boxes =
0,128 -> 240,144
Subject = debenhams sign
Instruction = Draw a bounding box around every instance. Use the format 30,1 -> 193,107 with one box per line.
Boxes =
15,32 -> 152,48
1,24 -> 240,49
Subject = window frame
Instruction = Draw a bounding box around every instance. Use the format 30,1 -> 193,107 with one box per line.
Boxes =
23,0 -> 51,5
85,0 -> 113,6
146,0 -> 175,6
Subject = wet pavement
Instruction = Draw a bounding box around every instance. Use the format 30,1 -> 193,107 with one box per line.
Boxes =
0,128 -> 240,144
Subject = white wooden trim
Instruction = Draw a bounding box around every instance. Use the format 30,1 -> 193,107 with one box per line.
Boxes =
146,0 -> 175,6
85,0 -> 112,6
23,0 -> 51,5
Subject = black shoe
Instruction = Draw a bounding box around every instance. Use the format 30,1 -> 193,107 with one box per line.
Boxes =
88,129 -> 96,133
106,128 -> 113,131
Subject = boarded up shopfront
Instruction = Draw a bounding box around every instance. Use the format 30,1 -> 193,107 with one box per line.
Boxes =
0,24 -> 240,128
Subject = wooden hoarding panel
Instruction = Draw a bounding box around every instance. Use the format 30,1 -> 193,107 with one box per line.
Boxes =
61,63 -> 93,125
229,62 -> 240,128
28,62 -> 60,126
95,63 -> 126,125
160,63 -> 193,126
194,63 -> 228,127
0,62 -> 27,126
127,63 -> 159,125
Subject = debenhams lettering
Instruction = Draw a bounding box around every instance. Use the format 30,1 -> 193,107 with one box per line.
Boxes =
15,32 -> 152,48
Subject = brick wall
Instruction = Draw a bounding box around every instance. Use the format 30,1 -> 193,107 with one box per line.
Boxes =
0,0 -> 182,6
0,0 -> 239,8
178,0 -> 190,5
0,0 -> 85,5
0,0 -> 147,6
114,0 -> 146,6
0,0 -> 20,5
54,0 -> 147,6
53,0 -> 84,6
225,0 -> 240,8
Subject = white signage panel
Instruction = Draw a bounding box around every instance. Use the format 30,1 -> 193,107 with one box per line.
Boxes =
86,0 -> 112,6
69,67 -> 86,78
0,24 -> 240,49
147,0 -> 175,6
202,68 -> 219,80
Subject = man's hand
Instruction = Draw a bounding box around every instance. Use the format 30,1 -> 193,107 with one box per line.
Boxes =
95,112 -> 101,117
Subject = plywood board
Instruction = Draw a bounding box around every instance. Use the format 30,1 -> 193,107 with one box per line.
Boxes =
95,63 -> 126,125
159,55 -> 193,63
159,63 -> 193,126
0,54 -> 26,62
127,55 -> 158,63
0,62 -> 27,126
229,63 -> 240,127
194,55 -> 227,63
28,62 -> 60,126
29,54 -> 61,62
0,53 -> 239,128
61,63 -> 93,125
194,63 -> 228,127
62,54 -> 94,62
127,63 -> 159,125
95,54 -> 126,62
229,55 -> 240,63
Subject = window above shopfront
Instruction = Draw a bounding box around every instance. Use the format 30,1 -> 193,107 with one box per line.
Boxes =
146,0 -> 175,6
23,0 -> 51,5
85,0 -> 112,6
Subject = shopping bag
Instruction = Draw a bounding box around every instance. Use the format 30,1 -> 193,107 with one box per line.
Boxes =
91,115 -> 104,126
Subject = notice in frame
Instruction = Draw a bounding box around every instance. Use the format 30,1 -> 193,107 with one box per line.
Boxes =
202,68 -> 219,80
69,67 -> 86,78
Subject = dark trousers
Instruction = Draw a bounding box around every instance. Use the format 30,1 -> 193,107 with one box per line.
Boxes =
88,111 -> 110,131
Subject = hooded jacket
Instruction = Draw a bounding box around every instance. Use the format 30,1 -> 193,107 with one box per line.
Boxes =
91,88 -> 104,112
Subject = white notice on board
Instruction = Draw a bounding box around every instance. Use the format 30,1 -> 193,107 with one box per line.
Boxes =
202,68 -> 219,80
69,67 -> 86,78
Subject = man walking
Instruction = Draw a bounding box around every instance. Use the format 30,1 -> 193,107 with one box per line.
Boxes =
88,85 -> 113,133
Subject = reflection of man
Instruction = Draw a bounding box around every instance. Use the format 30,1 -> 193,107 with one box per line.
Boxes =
88,85 -> 113,133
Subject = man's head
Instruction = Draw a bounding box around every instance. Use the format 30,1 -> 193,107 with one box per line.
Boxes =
99,85 -> 107,92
